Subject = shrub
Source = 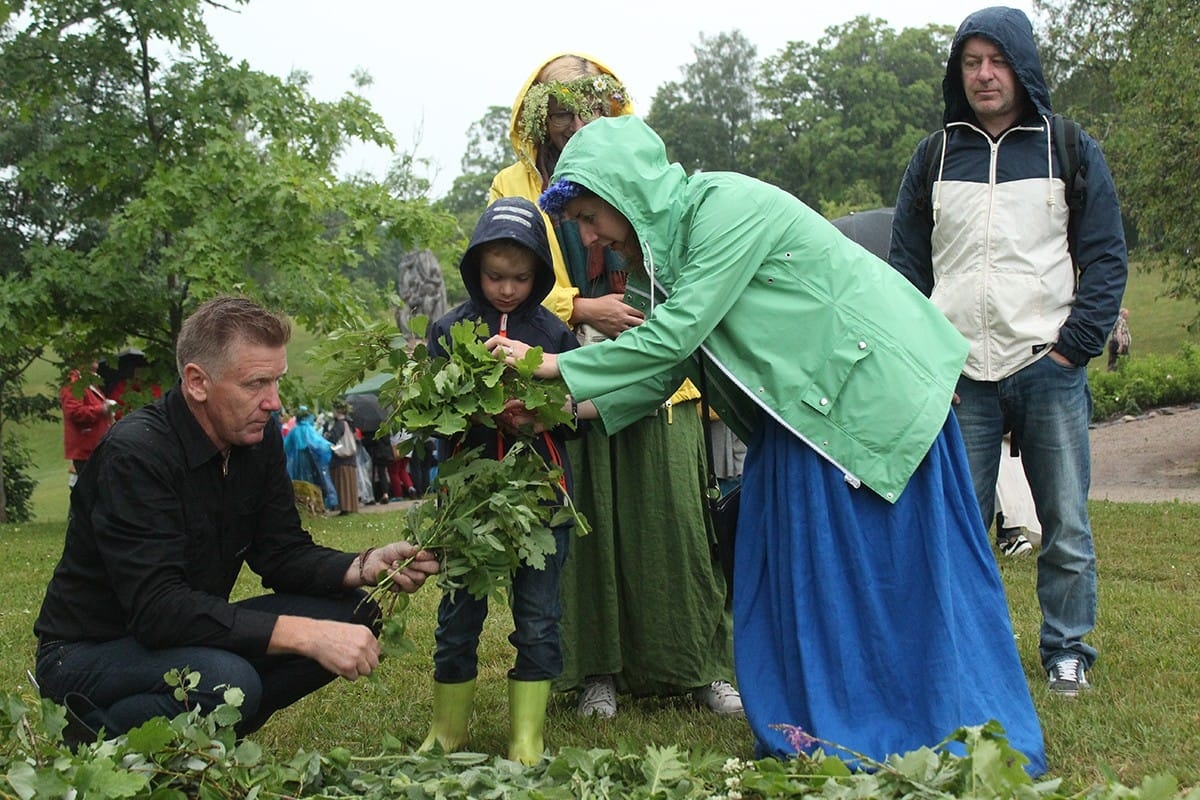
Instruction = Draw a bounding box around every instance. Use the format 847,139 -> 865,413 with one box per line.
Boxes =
1090,344 -> 1200,421
2,434 -> 36,523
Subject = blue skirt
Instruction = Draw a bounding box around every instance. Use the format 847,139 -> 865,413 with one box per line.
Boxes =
733,414 -> 1046,776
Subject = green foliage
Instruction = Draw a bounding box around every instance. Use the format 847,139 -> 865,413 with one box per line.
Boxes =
440,105 -> 513,219
1,433 -> 36,523
753,17 -> 952,207
317,317 -> 587,653
1089,344 -> 1200,420
0,0 -> 454,393
1,690 -> 1191,798
1107,0 -> 1200,298
647,30 -> 759,175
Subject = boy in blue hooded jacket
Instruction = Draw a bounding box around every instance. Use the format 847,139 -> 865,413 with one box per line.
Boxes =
420,197 -> 582,765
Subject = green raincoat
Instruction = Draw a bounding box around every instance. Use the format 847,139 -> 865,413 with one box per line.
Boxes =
552,116 -> 969,502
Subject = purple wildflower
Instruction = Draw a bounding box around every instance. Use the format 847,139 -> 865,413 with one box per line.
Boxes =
773,723 -> 817,753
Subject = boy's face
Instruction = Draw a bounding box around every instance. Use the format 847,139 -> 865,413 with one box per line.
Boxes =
479,245 -> 536,313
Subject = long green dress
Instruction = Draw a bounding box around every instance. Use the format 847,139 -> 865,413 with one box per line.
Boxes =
551,222 -> 734,697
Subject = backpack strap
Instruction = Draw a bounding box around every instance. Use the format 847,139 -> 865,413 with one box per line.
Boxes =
913,129 -> 946,217
1053,113 -> 1087,272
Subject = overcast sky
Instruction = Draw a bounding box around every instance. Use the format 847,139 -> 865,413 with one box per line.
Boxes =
204,0 -> 1036,198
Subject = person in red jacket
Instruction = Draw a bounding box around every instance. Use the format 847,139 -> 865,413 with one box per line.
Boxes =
61,365 -> 117,484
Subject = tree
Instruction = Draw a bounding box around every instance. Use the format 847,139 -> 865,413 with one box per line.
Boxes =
1033,0 -> 1131,132
752,17 -> 952,209
1033,0 -> 1200,306
440,105 -> 513,218
647,31 -> 759,174
1106,0 -> 1200,299
0,0 -> 452,514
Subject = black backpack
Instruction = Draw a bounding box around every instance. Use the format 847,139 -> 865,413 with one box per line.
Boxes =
915,114 -> 1087,267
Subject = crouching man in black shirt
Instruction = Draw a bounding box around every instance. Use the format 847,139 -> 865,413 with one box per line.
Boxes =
34,296 -> 439,739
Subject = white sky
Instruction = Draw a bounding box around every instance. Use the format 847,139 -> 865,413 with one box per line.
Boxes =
204,0 -> 1035,198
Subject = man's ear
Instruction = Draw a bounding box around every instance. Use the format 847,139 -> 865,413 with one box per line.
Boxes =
181,363 -> 208,402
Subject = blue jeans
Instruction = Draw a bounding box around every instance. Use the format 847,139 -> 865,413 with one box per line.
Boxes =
36,591 -> 378,736
433,525 -> 570,683
953,355 -> 1098,671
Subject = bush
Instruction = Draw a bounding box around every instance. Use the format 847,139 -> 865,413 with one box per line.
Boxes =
1090,343 -> 1200,421
2,434 -> 36,523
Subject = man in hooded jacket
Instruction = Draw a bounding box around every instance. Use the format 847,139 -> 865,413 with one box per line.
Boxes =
889,6 -> 1127,698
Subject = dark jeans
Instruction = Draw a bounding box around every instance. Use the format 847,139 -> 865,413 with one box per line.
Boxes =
36,591 -> 378,737
432,525 -> 570,683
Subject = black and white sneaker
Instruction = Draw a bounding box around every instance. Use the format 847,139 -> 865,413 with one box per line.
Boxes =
1047,657 -> 1091,698
998,532 -> 1034,557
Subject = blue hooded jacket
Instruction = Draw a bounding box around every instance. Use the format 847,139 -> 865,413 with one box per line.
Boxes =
889,6 -> 1127,377
427,197 -> 582,498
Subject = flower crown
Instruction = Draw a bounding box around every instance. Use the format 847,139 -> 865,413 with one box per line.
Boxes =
518,74 -> 628,146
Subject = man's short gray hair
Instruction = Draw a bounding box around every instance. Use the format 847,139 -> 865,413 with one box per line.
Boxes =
175,296 -> 291,378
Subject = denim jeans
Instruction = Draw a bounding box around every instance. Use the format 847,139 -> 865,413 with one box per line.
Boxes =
433,525 -> 570,683
36,591 -> 378,737
953,355 -> 1098,671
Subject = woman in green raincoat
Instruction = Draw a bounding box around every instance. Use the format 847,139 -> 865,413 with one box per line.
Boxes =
487,115 -> 1047,775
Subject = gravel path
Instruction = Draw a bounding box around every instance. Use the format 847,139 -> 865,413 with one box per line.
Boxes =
1088,404 -> 1200,503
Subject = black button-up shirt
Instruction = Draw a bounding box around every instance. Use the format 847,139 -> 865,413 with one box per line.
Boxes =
35,387 -> 356,655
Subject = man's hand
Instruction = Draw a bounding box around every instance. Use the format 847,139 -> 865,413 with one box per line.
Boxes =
496,398 -> 545,436
359,542 -> 439,592
1048,349 -> 1075,368
572,293 -> 644,339
270,616 -> 381,680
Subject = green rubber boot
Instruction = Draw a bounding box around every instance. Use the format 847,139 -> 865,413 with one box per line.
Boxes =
419,679 -> 476,754
507,678 -> 552,765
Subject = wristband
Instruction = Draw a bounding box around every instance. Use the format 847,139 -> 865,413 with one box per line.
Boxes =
357,547 -> 376,586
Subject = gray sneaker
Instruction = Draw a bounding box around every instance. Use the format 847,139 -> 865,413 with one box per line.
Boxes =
577,675 -> 617,718
1047,657 -> 1091,698
693,680 -> 745,716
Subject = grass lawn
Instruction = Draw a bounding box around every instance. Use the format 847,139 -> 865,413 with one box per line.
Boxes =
3,259 -> 1198,792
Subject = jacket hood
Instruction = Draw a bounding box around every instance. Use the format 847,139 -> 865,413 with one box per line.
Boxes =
507,53 -> 635,175
459,197 -> 556,312
549,116 -> 687,270
943,6 -> 1052,125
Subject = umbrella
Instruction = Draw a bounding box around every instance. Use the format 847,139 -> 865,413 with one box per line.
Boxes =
831,207 -> 895,261
345,392 -> 385,434
97,347 -> 152,395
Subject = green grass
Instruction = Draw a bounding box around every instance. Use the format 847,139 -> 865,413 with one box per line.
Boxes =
1113,260 -> 1200,358
2,504 -> 1197,792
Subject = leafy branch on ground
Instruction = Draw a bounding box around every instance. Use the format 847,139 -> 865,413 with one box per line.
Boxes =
2,689 -> 1193,799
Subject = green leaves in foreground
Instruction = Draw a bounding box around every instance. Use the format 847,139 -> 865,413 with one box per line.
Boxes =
2,693 -> 1191,799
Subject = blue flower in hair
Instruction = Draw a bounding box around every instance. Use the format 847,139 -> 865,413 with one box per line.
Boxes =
539,179 -> 585,216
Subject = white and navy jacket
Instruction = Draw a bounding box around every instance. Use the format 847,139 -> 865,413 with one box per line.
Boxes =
888,6 -> 1127,380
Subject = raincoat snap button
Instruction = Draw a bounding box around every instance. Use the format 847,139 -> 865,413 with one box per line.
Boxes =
819,397 -> 829,406
858,341 -> 868,350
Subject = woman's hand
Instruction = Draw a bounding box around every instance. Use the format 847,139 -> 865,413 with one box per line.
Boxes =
484,335 -> 561,379
571,293 -> 644,339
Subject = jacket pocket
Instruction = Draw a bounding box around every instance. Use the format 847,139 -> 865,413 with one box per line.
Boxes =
802,332 -> 872,416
